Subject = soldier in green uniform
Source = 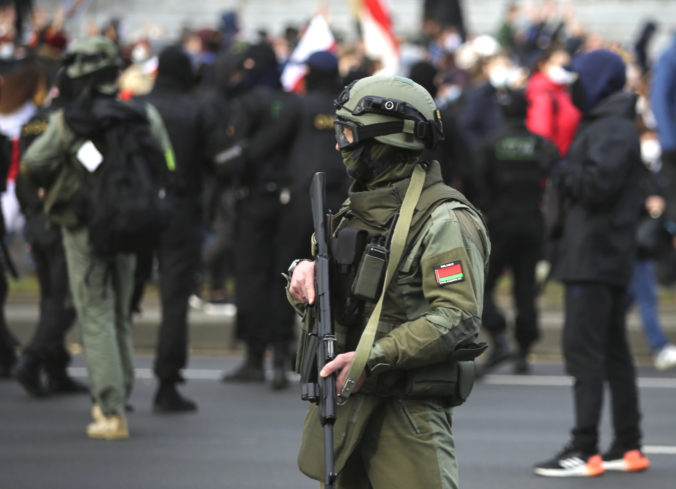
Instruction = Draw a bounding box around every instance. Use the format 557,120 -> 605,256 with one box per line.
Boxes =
287,75 -> 491,489
21,37 -> 173,440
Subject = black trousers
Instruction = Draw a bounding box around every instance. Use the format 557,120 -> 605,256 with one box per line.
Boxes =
482,218 -> 542,353
234,190 -> 287,355
23,226 -> 76,371
661,151 -> 676,223
153,218 -> 202,384
563,283 -> 643,453
0,260 -> 16,369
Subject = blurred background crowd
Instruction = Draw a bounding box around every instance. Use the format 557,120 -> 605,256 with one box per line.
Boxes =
0,0 -> 675,413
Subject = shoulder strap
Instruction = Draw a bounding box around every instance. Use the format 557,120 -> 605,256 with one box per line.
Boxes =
338,162 -> 427,401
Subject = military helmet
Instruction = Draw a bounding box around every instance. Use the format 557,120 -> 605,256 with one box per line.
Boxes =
334,75 -> 444,151
62,36 -> 122,81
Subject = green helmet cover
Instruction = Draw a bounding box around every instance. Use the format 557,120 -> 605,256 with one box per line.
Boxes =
335,75 -> 443,151
63,36 -> 122,92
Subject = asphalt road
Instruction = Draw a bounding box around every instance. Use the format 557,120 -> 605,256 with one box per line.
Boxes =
1,354 -> 674,489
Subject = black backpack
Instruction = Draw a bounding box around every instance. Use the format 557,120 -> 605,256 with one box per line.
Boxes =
67,99 -> 173,256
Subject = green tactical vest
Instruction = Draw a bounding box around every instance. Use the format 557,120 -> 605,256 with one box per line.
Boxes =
330,160 -> 487,352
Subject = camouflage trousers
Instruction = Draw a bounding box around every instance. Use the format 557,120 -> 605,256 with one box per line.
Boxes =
62,226 -> 135,416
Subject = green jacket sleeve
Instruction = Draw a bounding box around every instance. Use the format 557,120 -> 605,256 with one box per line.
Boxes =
21,110 -> 72,187
367,202 -> 490,374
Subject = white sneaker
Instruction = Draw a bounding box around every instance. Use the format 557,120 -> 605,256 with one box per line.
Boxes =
654,344 -> 676,371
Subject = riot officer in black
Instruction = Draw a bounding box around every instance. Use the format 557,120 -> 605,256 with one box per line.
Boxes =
271,50 -> 349,389
11,83 -> 87,396
0,132 -> 16,378
477,89 -> 559,374
216,41 -> 301,385
134,45 -> 215,412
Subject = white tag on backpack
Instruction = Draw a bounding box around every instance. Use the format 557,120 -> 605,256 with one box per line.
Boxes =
77,140 -> 103,172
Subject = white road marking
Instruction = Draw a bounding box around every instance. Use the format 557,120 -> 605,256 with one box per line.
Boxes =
482,374 -> 676,389
68,367 -> 675,389
644,446 -> 676,455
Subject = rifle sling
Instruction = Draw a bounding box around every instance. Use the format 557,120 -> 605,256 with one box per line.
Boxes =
338,162 -> 427,401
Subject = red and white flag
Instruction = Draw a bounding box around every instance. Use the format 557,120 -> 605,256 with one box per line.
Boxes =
281,15 -> 336,93
358,0 -> 400,74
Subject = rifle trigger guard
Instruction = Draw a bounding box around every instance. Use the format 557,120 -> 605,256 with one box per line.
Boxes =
336,394 -> 347,406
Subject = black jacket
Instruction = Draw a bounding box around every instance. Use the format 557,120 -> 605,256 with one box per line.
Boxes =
137,79 -> 209,201
551,91 -> 644,286
478,119 -> 559,224
230,85 -> 301,189
286,87 -> 348,209
136,79 -> 211,243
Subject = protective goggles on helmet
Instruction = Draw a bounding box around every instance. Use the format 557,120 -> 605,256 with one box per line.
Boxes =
61,50 -> 112,68
334,87 -> 444,148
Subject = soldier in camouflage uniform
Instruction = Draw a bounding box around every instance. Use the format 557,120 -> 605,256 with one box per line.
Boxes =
21,37 -> 173,440
288,75 -> 490,489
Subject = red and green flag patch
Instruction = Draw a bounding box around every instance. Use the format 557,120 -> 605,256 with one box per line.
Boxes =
434,261 -> 465,286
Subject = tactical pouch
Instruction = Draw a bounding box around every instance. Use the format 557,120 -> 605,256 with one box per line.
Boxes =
371,342 -> 488,406
330,227 -> 369,325
351,243 -> 387,302
294,309 -> 317,378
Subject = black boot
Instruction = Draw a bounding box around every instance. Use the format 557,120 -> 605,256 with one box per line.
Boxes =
14,354 -> 48,398
222,349 -> 265,383
513,350 -> 531,375
477,332 -> 513,378
271,342 -> 290,391
485,332 -> 513,368
46,370 -> 89,395
153,382 -> 198,413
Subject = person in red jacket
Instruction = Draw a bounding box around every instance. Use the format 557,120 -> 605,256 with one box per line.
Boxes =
525,47 -> 581,156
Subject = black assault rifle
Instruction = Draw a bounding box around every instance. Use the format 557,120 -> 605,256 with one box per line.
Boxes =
300,172 -> 337,488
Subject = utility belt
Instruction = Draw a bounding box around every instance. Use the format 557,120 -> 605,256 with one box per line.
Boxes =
359,339 -> 486,405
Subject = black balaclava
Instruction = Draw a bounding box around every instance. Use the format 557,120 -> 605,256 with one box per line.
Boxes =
154,45 -> 195,92
305,50 -> 339,92
341,140 -> 419,190
568,49 -> 626,114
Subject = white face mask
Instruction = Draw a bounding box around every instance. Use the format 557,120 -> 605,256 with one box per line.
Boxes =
641,138 -> 662,169
444,33 -> 462,53
489,65 -> 521,89
547,65 -> 577,85
489,66 -> 510,88
0,42 -> 14,60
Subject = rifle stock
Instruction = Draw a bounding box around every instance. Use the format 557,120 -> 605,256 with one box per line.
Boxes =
308,172 -> 337,488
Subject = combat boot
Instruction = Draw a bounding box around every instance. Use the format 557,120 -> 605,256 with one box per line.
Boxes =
477,332 -> 513,378
87,414 -> 129,440
153,381 -> 198,413
222,349 -> 265,383
14,353 -> 48,398
484,332 -> 514,368
513,350 -> 532,375
46,369 -> 88,395
271,342 -> 290,390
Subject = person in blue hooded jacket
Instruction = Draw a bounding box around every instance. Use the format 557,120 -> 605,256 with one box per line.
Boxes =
651,33 -> 676,223
534,50 -> 651,477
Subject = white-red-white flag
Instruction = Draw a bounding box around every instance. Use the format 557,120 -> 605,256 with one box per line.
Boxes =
359,0 -> 400,75
281,15 -> 336,92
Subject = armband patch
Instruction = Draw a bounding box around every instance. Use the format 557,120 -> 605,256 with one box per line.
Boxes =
434,261 -> 465,286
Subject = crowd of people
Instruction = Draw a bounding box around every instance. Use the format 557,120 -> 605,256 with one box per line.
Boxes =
0,0 -> 674,483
